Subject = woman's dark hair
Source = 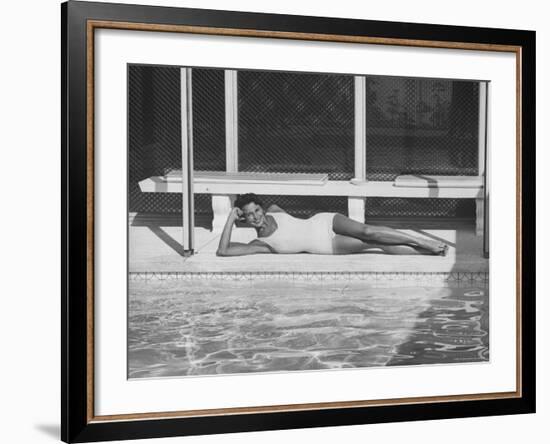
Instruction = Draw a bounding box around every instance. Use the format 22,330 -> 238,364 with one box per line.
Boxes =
234,193 -> 264,210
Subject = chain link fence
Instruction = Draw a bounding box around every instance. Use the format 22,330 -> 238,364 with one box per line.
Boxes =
128,65 -> 182,214
365,77 -> 479,180
129,66 -> 481,220
238,70 -> 355,180
129,65 -> 226,215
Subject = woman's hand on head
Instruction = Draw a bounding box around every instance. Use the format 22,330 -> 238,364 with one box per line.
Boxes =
230,207 -> 243,222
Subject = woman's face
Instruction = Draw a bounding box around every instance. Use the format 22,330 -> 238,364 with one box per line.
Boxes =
241,202 -> 267,228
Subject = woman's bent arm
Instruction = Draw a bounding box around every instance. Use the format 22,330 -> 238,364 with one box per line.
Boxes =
216,208 -> 272,256
216,240 -> 272,256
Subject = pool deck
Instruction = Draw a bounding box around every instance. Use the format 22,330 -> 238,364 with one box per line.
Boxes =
129,213 -> 488,274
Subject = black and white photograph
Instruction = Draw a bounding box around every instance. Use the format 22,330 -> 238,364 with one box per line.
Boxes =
1,0 -> 541,442
128,65 -> 489,378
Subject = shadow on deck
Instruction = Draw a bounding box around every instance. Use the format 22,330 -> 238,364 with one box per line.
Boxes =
129,213 -> 488,274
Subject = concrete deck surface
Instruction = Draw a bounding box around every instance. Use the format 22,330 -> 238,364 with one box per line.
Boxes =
129,213 -> 488,274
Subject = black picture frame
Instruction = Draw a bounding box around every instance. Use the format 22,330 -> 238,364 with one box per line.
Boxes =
62,1 -> 536,442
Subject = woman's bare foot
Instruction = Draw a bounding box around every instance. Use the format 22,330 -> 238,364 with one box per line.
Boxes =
416,239 -> 448,255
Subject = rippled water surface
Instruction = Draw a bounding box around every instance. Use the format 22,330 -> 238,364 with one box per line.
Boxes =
128,279 -> 488,378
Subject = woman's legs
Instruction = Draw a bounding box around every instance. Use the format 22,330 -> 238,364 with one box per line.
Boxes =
332,214 -> 448,255
331,234 -> 428,255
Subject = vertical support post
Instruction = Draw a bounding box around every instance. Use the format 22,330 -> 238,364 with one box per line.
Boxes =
180,67 -> 194,255
210,70 -> 239,232
483,82 -> 490,257
476,82 -> 488,237
477,82 -> 487,180
476,198 -> 485,236
350,76 -> 367,222
348,197 -> 367,223
225,70 -> 239,172
354,76 -> 367,181
212,195 -> 233,232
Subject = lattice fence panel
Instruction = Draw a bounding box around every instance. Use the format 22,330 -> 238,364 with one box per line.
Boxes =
364,77 -> 479,180
129,66 -> 226,214
192,68 -> 226,172
365,197 -> 475,218
129,66 -> 479,220
238,70 -> 354,180
128,65 -> 182,213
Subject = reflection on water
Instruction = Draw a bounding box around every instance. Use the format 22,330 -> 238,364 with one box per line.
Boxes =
128,279 -> 488,378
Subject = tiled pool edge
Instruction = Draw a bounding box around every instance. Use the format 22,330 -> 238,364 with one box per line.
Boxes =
129,271 -> 488,284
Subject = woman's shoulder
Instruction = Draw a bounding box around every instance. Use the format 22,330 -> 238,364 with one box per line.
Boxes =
266,204 -> 286,214
267,211 -> 287,222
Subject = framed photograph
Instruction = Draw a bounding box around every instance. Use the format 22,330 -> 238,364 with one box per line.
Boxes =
62,1 -> 535,442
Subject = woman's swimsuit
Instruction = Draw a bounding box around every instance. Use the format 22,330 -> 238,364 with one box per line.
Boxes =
259,212 -> 337,254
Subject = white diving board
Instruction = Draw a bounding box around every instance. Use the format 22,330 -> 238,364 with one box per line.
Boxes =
139,174 -> 482,198
394,175 -> 483,188
163,170 -> 329,186
139,171 -> 484,234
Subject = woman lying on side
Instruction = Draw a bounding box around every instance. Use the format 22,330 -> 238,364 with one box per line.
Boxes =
216,193 -> 448,257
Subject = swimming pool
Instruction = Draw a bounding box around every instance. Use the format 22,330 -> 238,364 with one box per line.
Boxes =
128,274 -> 488,378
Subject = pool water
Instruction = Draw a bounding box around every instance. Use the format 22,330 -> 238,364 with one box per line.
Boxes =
128,278 -> 488,378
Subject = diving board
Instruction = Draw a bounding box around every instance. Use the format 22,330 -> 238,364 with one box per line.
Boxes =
394,175 -> 483,188
164,170 -> 329,185
139,172 -> 484,234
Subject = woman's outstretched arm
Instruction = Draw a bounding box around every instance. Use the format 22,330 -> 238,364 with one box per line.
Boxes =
216,208 -> 272,256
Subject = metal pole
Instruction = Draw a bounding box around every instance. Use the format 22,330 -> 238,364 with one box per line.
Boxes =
181,67 -> 194,255
225,70 -> 239,172
483,82 -> 490,258
349,76 -> 367,222
354,76 -> 367,181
